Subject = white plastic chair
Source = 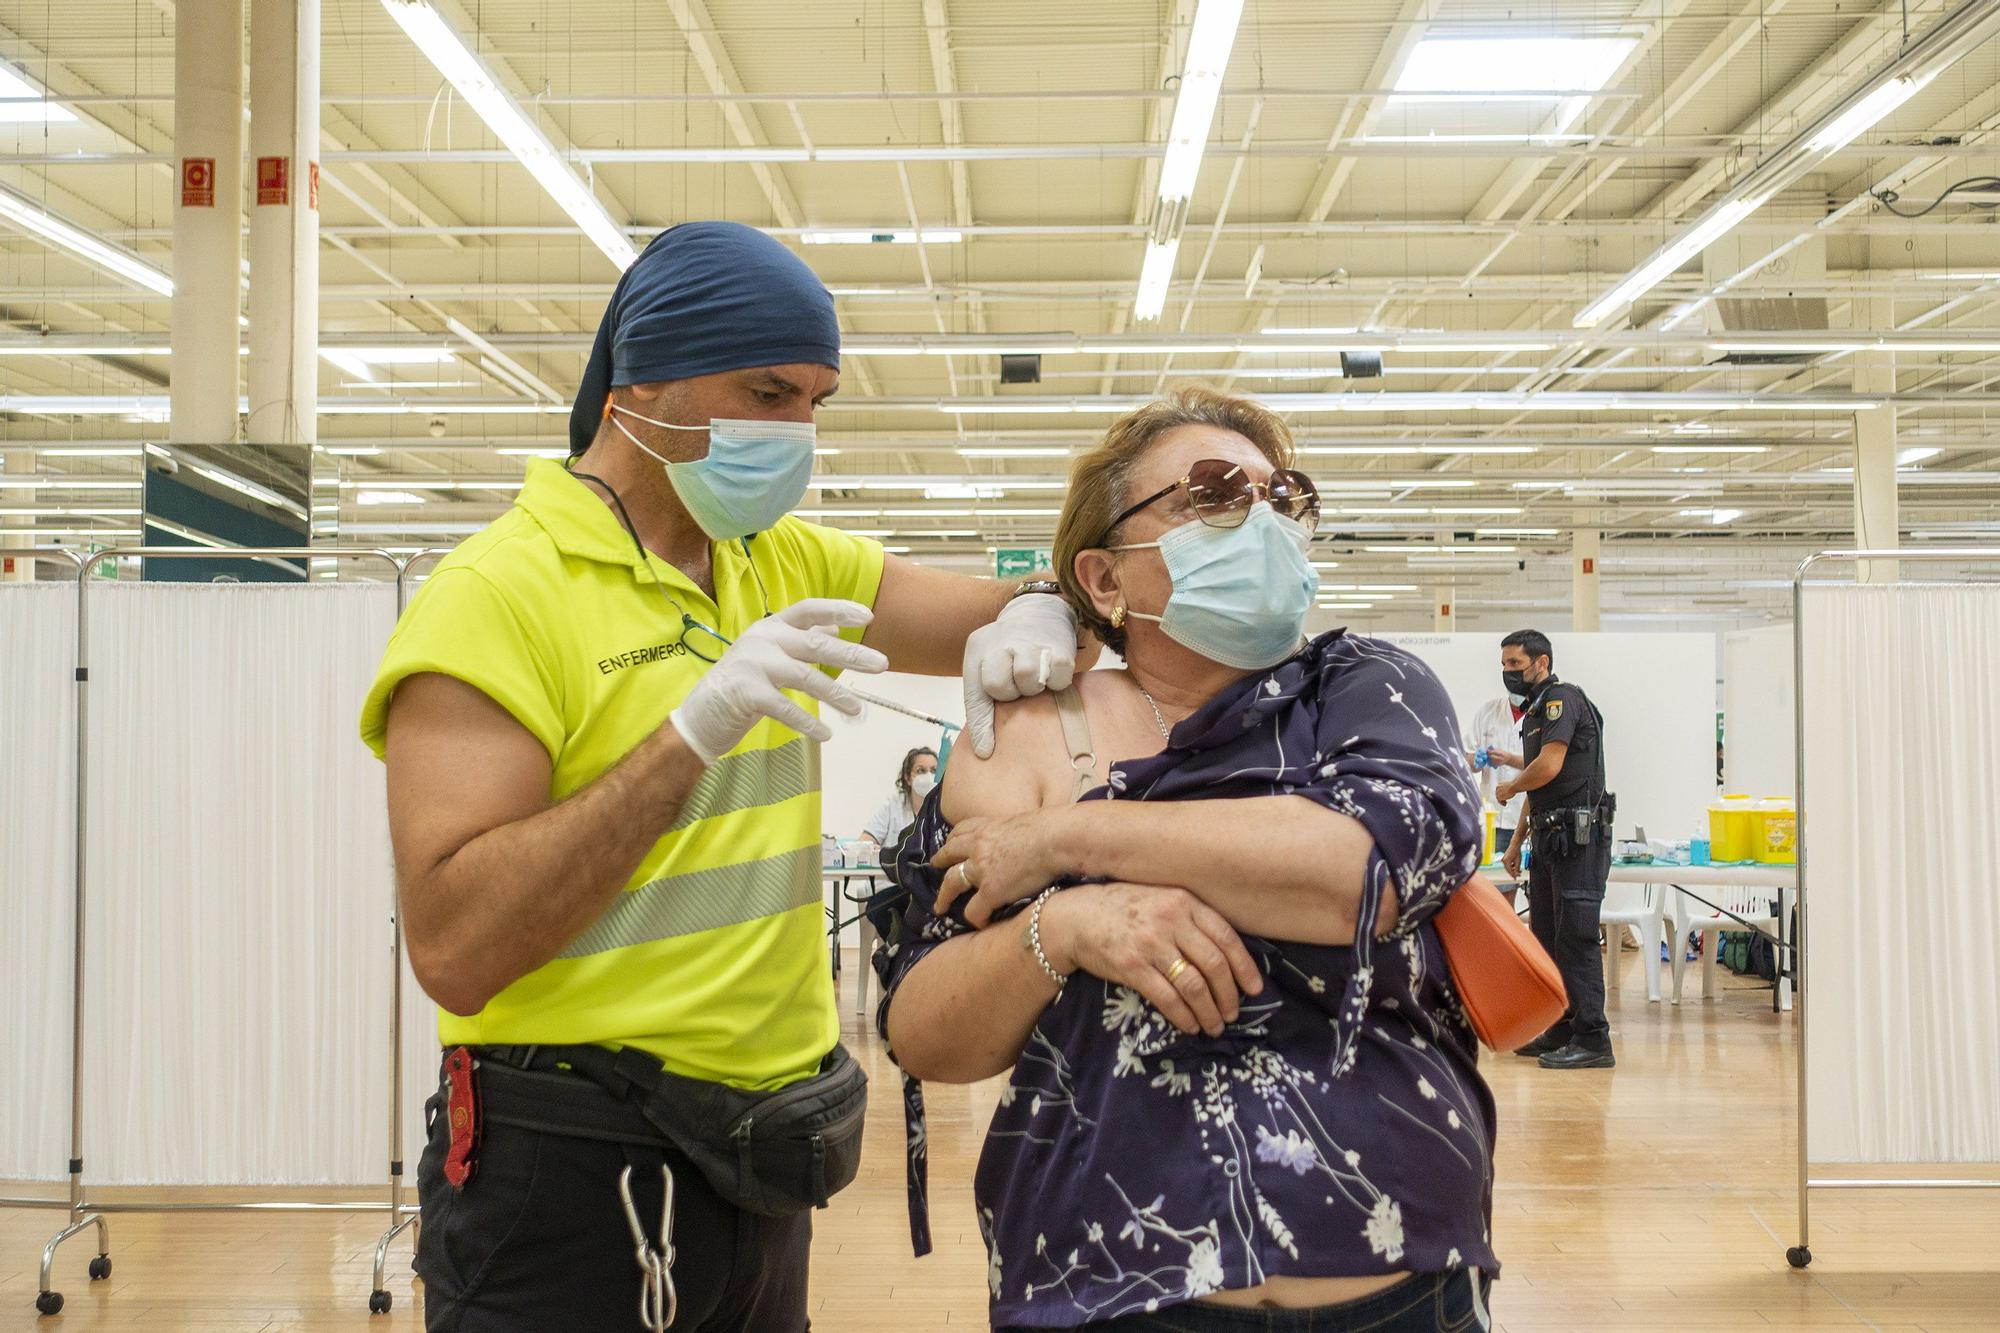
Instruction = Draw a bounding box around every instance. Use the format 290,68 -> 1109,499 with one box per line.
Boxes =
1668,884 -> 1788,1008
1599,880 -> 1665,1002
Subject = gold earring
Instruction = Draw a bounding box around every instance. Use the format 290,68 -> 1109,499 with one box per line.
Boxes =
1110,605 -> 1127,629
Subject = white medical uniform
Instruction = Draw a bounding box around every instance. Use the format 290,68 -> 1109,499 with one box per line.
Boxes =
1469,696 -> 1527,831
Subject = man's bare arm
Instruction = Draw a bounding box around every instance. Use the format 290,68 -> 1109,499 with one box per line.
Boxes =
385,673 -> 708,1015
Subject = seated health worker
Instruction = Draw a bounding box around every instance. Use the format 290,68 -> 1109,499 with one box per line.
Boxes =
875,388 -> 1497,1333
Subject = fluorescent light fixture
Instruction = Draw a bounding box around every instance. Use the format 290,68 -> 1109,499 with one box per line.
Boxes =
1364,544 -> 1518,555
1132,0 -> 1243,322
801,229 -> 963,245
496,447 -> 571,457
941,404 -> 1087,416
1134,239 -> 1181,322
189,464 -> 293,512
1897,446 -> 1941,465
356,490 -> 428,506
0,346 -> 171,357
0,185 -> 173,295
1156,0 -> 1245,200
1430,506 -> 1524,516
1649,444 -> 1769,454
321,346 -> 457,383
38,447 -> 143,457
1360,133 -> 1590,144
1679,507 -> 1744,524
1574,196 -> 1761,329
0,527 -> 140,539
379,0 -> 637,271
0,478 -> 141,490
0,60 -> 75,123
1264,326 -> 1358,336
1710,340 -> 2000,354
1806,72 -> 1934,152
956,446 -> 1072,457
1397,342 -> 1553,353
924,484 -> 1008,500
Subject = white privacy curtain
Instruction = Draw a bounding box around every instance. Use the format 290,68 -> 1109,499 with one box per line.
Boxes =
2,580 -> 437,1185
1802,583 -> 2000,1164
0,584 -> 79,1182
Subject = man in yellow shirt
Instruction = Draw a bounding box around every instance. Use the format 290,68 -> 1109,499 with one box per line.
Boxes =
360,222 -> 1084,1332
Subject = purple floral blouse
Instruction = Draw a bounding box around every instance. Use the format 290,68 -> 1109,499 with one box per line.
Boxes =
875,631 -> 1496,1329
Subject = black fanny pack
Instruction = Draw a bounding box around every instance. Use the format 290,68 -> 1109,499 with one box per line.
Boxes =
476,1042 -> 868,1217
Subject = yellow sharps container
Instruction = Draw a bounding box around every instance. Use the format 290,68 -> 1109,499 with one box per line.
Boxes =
1755,796 -> 1796,864
1709,793 -> 1754,862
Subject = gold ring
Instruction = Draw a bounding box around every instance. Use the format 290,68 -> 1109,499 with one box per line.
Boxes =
1165,957 -> 1190,984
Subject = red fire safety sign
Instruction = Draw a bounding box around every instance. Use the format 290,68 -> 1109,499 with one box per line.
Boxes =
257,156 -> 289,206
182,158 -> 215,207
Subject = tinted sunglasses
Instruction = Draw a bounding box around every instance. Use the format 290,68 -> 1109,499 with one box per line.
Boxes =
1105,458 -> 1320,539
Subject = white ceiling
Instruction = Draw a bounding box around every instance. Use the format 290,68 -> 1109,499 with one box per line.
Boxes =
3,0 -> 2000,626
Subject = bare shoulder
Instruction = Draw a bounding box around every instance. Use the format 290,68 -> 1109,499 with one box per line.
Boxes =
940,691 -> 1067,822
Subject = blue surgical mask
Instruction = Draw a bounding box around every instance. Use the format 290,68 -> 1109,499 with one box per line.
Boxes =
611,404 -> 816,539
1110,502 -> 1319,670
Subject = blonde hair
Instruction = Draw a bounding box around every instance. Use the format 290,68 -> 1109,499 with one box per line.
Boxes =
1052,386 -> 1296,653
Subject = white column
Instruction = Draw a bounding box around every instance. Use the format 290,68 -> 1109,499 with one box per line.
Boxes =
1432,524 -> 1457,629
246,0 -> 319,451
170,0 -> 243,449
1571,529 -> 1601,631
1851,299 -> 1898,584
2,451 -> 34,579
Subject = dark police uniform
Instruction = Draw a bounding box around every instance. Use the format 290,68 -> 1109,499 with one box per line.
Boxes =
1521,675 -> 1614,1055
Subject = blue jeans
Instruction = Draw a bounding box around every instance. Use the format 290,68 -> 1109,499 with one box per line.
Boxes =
1001,1270 -> 1491,1332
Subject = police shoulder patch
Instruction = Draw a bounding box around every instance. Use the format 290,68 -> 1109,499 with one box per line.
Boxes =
1545,699 -> 1564,721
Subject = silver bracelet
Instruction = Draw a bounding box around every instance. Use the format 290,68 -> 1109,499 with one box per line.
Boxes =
1027,886 -> 1069,990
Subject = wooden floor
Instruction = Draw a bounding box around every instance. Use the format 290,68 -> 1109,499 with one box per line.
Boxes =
5,950 -> 1998,1331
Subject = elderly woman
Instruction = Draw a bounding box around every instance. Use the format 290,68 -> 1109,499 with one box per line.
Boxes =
874,388 -> 1496,1333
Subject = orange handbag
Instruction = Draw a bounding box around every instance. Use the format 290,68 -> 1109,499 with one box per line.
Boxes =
1432,872 -> 1568,1052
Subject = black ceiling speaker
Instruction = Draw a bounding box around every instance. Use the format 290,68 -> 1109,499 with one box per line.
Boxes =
1000,353 -> 1043,384
1340,350 -> 1384,379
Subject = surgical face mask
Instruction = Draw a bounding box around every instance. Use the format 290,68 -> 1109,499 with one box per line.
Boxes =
1110,502 -> 1319,671
908,772 -> 937,801
611,404 -> 817,540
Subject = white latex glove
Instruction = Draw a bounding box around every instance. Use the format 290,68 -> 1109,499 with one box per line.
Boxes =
961,593 -> 1080,759
670,599 -> 889,764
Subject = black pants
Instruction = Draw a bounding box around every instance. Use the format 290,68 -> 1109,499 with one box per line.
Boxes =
1526,831 -> 1612,1052
1001,1271 -> 1490,1332
415,1078 -> 812,1332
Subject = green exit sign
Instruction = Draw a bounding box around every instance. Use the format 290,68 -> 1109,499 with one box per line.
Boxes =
994,548 -> 1053,579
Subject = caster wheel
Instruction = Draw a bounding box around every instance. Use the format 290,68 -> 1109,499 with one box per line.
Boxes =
369,1290 -> 393,1315
88,1255 -> 112,1281
1786,1245 -> 1812,1269
36,1291 -> 64,1316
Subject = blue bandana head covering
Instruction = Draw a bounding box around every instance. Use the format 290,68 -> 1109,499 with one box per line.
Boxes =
568,221 -> 841,455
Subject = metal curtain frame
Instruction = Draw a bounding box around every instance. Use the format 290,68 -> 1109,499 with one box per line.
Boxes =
14,545 -> 415,1319
1788,547 -> 2000,1273
366,547 -> 451,1315
0,550 -> 88,1229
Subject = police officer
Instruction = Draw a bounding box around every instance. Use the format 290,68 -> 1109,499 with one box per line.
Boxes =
1496,629 -> 1616,1070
